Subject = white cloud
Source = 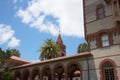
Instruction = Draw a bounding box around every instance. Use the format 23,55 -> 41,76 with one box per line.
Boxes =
16,0 -> 84,37
0,24 -> 14,44
0,24 -> 20,48
17,8 -> 33,24
8,37 -> 20,48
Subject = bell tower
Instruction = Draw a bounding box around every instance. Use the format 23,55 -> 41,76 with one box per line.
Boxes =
56,33 -> 66,57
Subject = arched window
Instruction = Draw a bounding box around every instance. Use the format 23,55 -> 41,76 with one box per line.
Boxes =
102,62 -> 115,80
101,34 -> 109,47
96,4 -> 105,19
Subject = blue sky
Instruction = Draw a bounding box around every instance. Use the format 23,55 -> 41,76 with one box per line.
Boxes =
0,0 -> 85,61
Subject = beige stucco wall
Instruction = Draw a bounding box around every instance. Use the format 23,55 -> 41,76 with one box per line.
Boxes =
85,0 -> 112,23
85,0 -> 114,35
82,70 -> 88,80
85,5 -> 96,22
90,40 -> 97,49
113,34 -> 120,44
85,0 -> 99,6
105,5 -> 113,16
89,70 -> 99,80
86,16 -> 115,34
91,45 -> 120,58
85,0 -> 99,22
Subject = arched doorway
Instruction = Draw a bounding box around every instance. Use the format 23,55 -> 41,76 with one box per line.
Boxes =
42,66 -> 51,80
22,69 -> 30,80
54,63 -> 65,80
31,67 -> 40,80
14,70 -> 21,80
67,63 -> 81,80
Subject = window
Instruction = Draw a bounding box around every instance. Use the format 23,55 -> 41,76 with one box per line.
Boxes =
96,4 -> 105,19
98,8 -> 105,19
101,34 -> 109,47
102,62 -> 115,80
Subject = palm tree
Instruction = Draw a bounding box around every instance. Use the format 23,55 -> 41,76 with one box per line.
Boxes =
77,43 -> 88,53
39,39 -> 60,61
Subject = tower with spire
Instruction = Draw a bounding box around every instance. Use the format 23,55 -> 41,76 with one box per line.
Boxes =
56,33 -> 66,57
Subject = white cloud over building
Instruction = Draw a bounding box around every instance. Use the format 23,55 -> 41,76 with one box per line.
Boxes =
16,0 -> 84,37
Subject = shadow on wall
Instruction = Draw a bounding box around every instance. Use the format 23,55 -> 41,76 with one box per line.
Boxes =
87,54 -> 98,80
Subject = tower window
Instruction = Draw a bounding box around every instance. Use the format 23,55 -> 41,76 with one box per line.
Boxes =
102,62 -> 115,80
98,8 -> 105,19
101,34 -> 109,47
96,4 -> 105,19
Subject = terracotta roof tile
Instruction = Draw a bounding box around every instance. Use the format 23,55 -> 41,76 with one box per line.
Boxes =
10,56 -> 30,63
11,52 -> 91,69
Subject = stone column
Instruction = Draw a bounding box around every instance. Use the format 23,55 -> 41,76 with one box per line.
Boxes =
51,68 -> 54,80
40,72 -> 43,80
21,70 -> 26,80
21,72 -> 24,80
64,67 -> 68,80
40,68 -> 43,80
117,0 -> 120,15
29,72 -> 33,80
111,1 -> 115,17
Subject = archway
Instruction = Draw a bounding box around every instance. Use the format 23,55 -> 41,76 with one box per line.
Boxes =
31,67 -> 40,80
54,63 -> 65,80
14,70 -> 21,80
42,66 -> 51,80
67,63 -> 81,80
22,69 -> 30,80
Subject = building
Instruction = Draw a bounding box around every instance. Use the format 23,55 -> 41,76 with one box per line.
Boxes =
84,0 -> 120,79
9,0 -> 120,80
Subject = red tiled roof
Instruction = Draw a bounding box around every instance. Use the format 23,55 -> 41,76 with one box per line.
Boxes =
10,56 -> 30,63
11,52 -> 91,69
5,56 -> 30,68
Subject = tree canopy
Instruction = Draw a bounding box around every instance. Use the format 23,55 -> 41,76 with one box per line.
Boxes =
0,69 -> 13,80
77,42 -> 89,53
0,48 -> 20,80
39,39 -> 60,61
0,48 -> 20,68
